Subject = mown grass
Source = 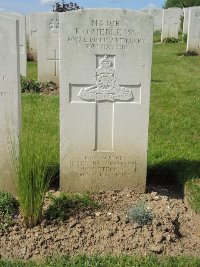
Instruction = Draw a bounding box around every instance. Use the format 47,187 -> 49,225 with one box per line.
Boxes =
27,62 -> 37,80
0,255 -> 200,267
149,41 -> 200,211
21,93 -> 59,174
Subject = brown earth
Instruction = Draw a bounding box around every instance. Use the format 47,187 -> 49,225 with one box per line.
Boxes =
0,185 -> 200,261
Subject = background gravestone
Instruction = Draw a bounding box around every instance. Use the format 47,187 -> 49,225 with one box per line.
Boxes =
60,9 -> 153,192
1,13 -> 27,76
183,7 -> 190,35
149,9 -> 163,32
26,13 -> 38,61
37,13 -> 59,84
187,7 -> 200,53
161,8 -> 182,41
0,16 -> 21,194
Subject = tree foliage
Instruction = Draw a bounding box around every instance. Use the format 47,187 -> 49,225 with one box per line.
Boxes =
164,0 -> 200,8
53,1 -> 82,12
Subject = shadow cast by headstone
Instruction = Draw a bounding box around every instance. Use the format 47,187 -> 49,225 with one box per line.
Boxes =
46,163 -> 60,190
151,79 -> 164,83
147,159 -> 200,199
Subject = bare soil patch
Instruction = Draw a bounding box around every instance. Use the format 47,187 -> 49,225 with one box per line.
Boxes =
0,185 -> 200,261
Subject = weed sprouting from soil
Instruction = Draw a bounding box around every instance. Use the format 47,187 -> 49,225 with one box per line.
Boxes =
0,190 -> 18,230
45,193 -> 99,221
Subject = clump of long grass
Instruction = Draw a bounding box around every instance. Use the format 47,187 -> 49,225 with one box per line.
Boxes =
15,132 -> 56,227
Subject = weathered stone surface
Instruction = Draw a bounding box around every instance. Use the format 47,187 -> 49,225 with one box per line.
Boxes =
0,16 -> 21,193
187,7 -> 200,53
60,9 -> 153,192
161,8 -> 182,41
37,13 -> 59,84
1,13 -> 27,76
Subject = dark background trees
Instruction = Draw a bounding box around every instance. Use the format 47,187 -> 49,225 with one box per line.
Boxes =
53,1 -> 81,12
164,0 -> 200,8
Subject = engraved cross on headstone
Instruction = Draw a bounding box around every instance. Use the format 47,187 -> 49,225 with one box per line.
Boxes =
47,50 -> 60,76
71,55 -> 141,151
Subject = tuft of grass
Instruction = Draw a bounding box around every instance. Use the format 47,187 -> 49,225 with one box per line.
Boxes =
16,94 -> 59,227
0,190 -> 18,230
45,193 -> 99,221
16,135 -> 53,227
127,202 -> 153,226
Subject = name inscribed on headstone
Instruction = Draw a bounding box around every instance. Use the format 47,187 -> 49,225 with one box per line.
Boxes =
66,19 -> 145,50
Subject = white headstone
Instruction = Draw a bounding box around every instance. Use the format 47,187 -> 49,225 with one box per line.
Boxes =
183,8 -> 190,35
149,8 -> 163,32
27,13 -> 38,61
0,16 -> 21,193
187,7 -> 200,53
161,8 -> 182,41
60,9 -> 153,192
37,13 -> 59,84
1,13 -> 27,76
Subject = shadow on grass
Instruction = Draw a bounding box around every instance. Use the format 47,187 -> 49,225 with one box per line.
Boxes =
151,79 -> 164,83
147,160 -> 200,199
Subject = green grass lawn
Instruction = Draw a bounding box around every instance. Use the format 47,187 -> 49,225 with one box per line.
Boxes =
0,255 -> 200,267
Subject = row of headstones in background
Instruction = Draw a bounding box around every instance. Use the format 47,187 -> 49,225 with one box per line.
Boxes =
0,15 -> 21,193
26,13 -> 59,84
0,9 -> 153,194
0,13 -> 27,76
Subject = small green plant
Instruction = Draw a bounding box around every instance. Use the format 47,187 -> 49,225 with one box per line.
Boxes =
45,193 -> 99,221
0,190 -> 19,230
21,77 -> 57,94
127,202 -> 153,226
163,37 -> 178,43
21,77 -> 41,93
